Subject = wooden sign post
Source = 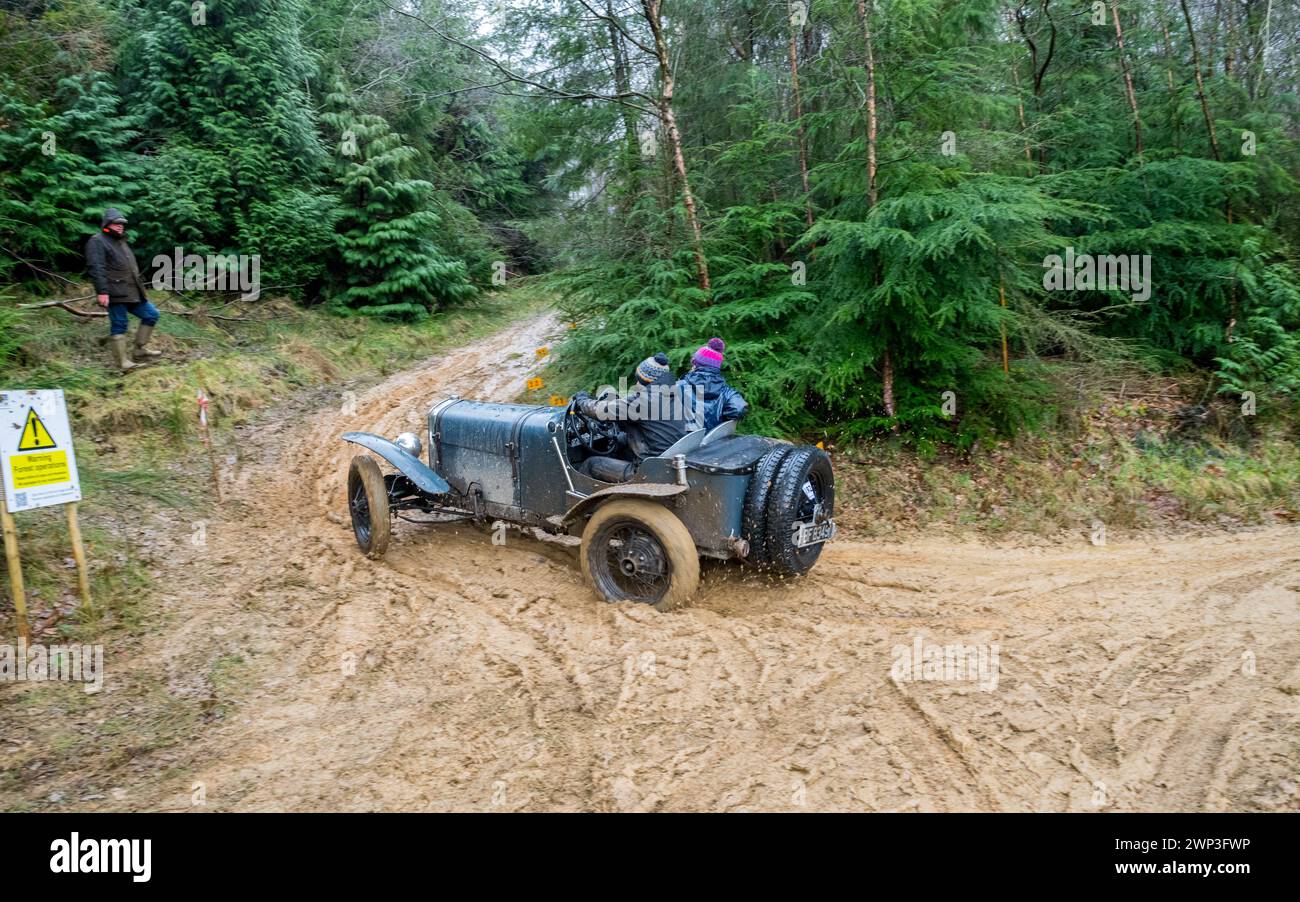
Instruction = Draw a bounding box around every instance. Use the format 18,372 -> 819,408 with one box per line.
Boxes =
0,490 -> 29,642
0,390 -> 91,639
66,501 -> 94,612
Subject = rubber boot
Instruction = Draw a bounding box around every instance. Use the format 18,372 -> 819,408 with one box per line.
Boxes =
110,334 -> 138,373
133,323 -> 163,360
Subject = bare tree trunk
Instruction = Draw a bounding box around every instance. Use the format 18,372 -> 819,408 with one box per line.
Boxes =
1254,0 -> 1273,99
1180,0 -> 1222,161
1110,1 -> 1144,158
1207,0 -> 1220,73
881,346 -> 895,421
603,0 -> 639,215
856,0 -> 879,207
856,0 -> 892,418
641,0 -> 710,294
1177,0 -> 1235,324
605,0 -> 637,168
1157,12 -> 1183,150
787,0 -> 814,227
1011,64 -> 1033,168
1160,18 -> 1176,92
1015,0 -> 1058,171
999,272 -> 1010,374
1224,0 -> 1238,77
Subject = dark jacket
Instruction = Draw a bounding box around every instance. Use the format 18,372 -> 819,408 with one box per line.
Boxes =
681,368 -> 748,432
85,228 -> 149,305
581,381 -> 695,463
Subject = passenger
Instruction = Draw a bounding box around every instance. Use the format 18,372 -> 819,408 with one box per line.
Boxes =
682,337 -> 748,431
574,353 -> 694,482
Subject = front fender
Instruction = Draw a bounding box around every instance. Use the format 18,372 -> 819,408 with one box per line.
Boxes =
341,432 -> 451,495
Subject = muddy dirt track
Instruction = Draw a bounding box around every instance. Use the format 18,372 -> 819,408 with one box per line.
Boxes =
65,313 -> 1300,811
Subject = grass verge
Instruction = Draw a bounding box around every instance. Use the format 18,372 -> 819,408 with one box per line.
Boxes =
1,280 -> 549,637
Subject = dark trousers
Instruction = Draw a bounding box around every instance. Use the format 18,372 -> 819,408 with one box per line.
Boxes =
108,300 -> 160,336
579,455 -> 635,483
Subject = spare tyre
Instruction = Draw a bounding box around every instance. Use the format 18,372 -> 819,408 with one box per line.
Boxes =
762,446 -> 835,576
741,445 -> 792,568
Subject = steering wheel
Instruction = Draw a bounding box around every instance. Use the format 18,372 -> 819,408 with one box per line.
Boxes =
566,398 -> 621,455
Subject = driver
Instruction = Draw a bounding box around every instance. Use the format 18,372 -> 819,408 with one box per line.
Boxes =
573,353 -> 694,482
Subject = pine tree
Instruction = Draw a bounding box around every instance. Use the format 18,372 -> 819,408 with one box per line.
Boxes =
0,72 -> 141,279
322,86 -> 474,319
121,0 -> 331,284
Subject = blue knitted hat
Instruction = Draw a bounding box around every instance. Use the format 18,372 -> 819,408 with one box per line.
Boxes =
635,353 -> 673,385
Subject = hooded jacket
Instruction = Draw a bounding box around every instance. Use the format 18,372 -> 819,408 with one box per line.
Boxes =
85,209 -> 149,305
681,368 -> 748,432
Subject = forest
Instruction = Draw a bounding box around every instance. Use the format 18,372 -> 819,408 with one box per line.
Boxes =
3,1 -> 1300,825
2,0 -> 1298,445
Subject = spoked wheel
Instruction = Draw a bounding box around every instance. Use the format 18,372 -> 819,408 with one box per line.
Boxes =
581,500 -> 700,612
347,454 -> 391,559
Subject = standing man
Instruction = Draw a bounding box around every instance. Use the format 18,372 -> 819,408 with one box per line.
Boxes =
85,208 -> 162,372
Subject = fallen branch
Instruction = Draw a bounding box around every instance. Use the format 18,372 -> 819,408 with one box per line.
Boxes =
55,303 -> 106,318
19,296 -> 277,323
17,295 -> 97,308
0,243 -> 81,286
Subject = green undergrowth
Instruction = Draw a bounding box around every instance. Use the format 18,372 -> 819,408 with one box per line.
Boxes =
0,280 -> 548,636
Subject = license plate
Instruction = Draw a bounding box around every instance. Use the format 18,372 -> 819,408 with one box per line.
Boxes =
793,520 -> 836,548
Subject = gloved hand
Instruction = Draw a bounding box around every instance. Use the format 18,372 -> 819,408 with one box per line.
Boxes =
571,391 -> 592,404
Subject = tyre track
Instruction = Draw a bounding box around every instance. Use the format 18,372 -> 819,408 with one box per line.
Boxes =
39,310 -> 1298,813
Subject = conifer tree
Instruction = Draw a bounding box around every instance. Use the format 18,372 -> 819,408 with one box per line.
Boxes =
322,85 -> 474,319
0,72 -> 140,278
121,0 -> 333,283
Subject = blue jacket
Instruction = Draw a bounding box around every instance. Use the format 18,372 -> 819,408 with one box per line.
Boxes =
682,368 -> 748,432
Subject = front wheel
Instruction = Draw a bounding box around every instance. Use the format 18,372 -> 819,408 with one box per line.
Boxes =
347,454 -> 391,559
581,499 -> 700,612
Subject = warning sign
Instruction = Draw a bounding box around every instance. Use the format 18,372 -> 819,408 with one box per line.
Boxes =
1,390 -> 81,513
18,408 -> 57,450
10,451 -> 71,489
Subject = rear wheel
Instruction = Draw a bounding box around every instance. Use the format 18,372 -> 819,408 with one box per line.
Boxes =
741,445 -> 792,568
581,500 -> 700,612
347,454 -> 391,559
763,447 -> 834,576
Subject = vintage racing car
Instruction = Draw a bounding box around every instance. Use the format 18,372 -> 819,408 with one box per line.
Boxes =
342,397 -> 835,610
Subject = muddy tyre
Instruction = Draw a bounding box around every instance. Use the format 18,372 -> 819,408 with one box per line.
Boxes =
581,499 -> 700,612
347,454 -> 391,559
741,445 -> 792,568
763,447 -> 834,576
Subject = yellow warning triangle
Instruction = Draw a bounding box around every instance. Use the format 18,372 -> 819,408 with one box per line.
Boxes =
17,407 -> 57,451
